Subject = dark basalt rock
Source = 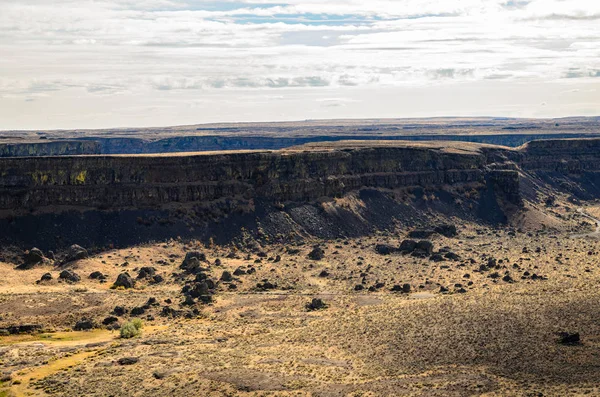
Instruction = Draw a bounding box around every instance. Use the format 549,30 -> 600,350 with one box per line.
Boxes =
113,272 -> 135,289
20,248 -> 45,269
64,244 -> 88,263
39,272 -> 53,282
59,269 -> 81,283
399,239 -> 417,253
412,240 -> 434,257
233,267 -> 246,276
375,244 -> 397,255
408,229 -> 435,239
74,319 -> 94,331
117,357 -> 139,365
434,224 -> 458,237
3,324 -> 43,334
102,316 -> 119,326
112,306 -> 127,316
220,271 -> 233,282
137,267 -> 156,279
557,332 -> 580,345
306,298 -> 327,311
308,247 -> 325,261
256,281 -> 277,290
89,271 -> 106,280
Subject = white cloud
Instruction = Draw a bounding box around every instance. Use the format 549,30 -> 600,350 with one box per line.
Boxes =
0,0 -> 598,128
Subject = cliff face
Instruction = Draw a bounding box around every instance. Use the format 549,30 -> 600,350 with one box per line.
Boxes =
0,146 -> 489,210
1,138 -> 598,250
0,141 -> 100,157
519,139 -> 600,172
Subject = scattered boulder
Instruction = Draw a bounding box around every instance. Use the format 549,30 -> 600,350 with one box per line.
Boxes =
233,267 -> 246,276
39,273 -> 53,282
89,271 -> 106,280
4,324 -> 42,334
375,244 -> 397,255
430,253 -> 445,262
318,270 -> 330,277
408,229 -> 435,239
112,306 -> 127,316
557,332 -> 580,345
399,239 -> 417,253
131,307 -> 145,316
151,274 -> 164,284
74,319 -> 94,331
117,357 -> 139,366
502,274 -> 514,283
137,267 -> 156,279
412,240 -> 434,257
102,316 -> 119,326
20,248 -> 45,269
444,252 -> 461,261
181,252 -> 206,270
308,247 -> 325,261
64,244 -> 89,263
434,224 -> 458,238
187,281 -> 211,298
256,281 -> 277,290
113,273 -> 135,289
220,271 -> 233,282
59,270 -> 81,283
306,298 -> 327,311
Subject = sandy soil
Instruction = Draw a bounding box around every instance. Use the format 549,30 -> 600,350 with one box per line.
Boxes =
1,200 -> 600,397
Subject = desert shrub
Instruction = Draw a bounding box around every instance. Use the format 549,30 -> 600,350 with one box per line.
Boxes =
120,319 -> 143,339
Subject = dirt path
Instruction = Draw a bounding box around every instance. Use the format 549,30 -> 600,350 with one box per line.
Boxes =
2,326 -> 167,397
570,208 -> 600,239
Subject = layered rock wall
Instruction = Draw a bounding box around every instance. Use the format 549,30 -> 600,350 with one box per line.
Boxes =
0,147 -> 488,210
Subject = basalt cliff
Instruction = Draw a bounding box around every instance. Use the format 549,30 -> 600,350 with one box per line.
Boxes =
0,139 -> 599,251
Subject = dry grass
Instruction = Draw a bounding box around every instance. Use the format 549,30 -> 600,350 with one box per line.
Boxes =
1,206 -> 600,396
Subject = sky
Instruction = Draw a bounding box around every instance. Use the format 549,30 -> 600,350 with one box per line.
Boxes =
0,0 -> 599,130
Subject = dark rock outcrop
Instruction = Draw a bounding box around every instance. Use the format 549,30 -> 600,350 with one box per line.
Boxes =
59,270 -> 81,283
113,273 -> 135,289
64,245 -> 88,263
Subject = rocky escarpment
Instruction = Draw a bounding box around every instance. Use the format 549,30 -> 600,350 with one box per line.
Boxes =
0,145 -> 495,210
0,141 -> 523,250
1,138 -> 600,251
0,140 -> 100,157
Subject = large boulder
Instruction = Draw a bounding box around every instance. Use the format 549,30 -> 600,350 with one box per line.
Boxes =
408,229 -> 435,239
39,273 -> 53,282
74,319 -> 94,331
308,247 -> 325,261
181,252 -> 206,269
557,332 -> 580,345
137,267 -> 156,279
64,245 -> 89,263
434,224 -> 458,238
59,270 -> 81,283
375,244 -> 397,255
20,248 -> 45,269
399,239 -> 417,253
113,272 -> 135,289
220,271 -> 233,282
306,298 -> 327,311
412,240 -> 434,257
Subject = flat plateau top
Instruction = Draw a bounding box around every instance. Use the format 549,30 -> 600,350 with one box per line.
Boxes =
0,116 -> 599,143
0,140 -> 507,159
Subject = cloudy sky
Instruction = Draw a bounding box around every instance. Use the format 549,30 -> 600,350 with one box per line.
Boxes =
0,0 -> 599,130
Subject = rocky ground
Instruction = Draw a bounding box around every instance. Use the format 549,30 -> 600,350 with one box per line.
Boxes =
1,203 -> 600,396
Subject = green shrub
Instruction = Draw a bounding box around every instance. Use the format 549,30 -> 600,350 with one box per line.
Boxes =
131,318 -> 143,330
120,319 -> 143,339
